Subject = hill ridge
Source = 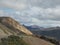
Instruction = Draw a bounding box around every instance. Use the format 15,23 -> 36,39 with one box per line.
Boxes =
0,17 -> 33,35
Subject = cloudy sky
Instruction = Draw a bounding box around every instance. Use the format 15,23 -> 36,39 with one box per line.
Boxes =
0,0 -> 60,27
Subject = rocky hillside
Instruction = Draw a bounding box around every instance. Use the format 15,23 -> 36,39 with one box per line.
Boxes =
0,17 -> 57,45
0,17 -> 33,35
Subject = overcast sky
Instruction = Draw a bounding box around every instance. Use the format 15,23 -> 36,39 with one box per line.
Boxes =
0,0 -> 60,27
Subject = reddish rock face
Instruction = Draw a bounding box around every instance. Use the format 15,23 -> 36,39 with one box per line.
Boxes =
0,17 -> 33,35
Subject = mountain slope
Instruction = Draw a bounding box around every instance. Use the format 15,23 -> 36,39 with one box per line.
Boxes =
40,30 -> 60,41
23,36 -> 54,45
0,23 -> 18,38
0,23 -> 17,35
0,17 -> 56,45
0,17 -> 33,35
25,25 -> 60,41
31,28 -> 60,41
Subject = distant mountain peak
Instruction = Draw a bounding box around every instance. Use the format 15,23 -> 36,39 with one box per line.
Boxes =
31,25 -> 40,28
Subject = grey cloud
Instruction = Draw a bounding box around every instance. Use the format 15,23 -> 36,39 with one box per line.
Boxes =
29,0 -> 60,8
0,0 -> 60,27
0,0 -> 60,10
0,0 -> 29,10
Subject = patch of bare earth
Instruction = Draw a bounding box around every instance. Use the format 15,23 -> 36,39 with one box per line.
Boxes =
23,36 -> 54,45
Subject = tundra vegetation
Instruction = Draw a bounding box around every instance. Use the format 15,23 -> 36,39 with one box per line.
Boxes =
0,35 -> 28,45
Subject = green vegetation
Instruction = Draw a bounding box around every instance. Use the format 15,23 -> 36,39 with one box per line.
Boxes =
0,35 -> 28,45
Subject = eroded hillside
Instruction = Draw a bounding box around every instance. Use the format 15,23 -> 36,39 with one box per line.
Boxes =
0,17 -> 33,35
0,17 -> 57,45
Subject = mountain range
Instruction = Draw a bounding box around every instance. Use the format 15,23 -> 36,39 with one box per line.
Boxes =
24,25 -> 60,41
0,17 -> 59,45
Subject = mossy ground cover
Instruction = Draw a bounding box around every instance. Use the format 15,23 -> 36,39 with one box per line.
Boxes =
0,35 -> 28,45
